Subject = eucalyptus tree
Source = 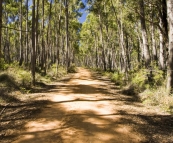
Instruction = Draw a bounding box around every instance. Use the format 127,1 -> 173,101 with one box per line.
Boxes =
166,0 -> 173,92
31,0 -> 36,85
41,0 -> 46,73
2,0 -> 19,63
138,0 -> 151,67
19,0 -> 23,66
0,0 -> 2,60
25,0 -> 29,64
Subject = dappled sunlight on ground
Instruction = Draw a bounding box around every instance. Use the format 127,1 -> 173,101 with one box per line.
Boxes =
12,68 -> 173,143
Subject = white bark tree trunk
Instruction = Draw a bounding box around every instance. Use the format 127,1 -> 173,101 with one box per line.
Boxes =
0,0 -> 2,59
159,18 -> 165,69
166,0 -> 173,92
139,0 -> 151,67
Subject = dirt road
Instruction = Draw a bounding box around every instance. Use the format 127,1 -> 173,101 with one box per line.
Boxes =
13,68 -> 173,143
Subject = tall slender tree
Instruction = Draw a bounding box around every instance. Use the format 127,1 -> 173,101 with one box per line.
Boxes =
25,0 -> 29,64
0,0 -> 2,59
166,0 -> 173,92
19,0 -> 23,66
139,0 -> 151,67
31,0 -> 36,85
65,0 -> 70,69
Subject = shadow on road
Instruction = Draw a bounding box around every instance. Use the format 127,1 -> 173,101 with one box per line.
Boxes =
1,68 -> 173,143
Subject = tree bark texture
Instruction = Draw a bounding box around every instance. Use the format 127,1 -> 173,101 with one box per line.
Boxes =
167,0 -> 173,92
25,0 -> 29,64
31,0 -> 36,85
19,0 -> 23,66
139,0 -> 151,67
65,0 -> 70,69
0,0 -> 2,59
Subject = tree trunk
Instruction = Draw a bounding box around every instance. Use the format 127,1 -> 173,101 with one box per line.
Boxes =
0,0 -> 3,59
19,0 -> 23,66
95,34 -> 98,68
139,0 -> 151,67
25,0 -> 29,64
41,0 -> 46,74
166,0 -> 173,92
119,11 -> 127,73
35,0 -> 39,65
99,14 -> 106,71
65,0 -> 70,69
31,0 -> 36,85
159,18 -> 165,69
161,0 -> 168,40
151,20 -> 157,63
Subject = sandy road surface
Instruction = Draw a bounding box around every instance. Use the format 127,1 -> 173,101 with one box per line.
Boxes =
13,68 -> 173,143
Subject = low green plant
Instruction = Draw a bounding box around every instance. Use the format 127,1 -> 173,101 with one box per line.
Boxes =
57,65 -> 67,77
131,69 -> 148,92
18,70 -> 31,87
152,68 -> 165,87
0,58 -> 9,70
140,87 -> 173,113
102,71 -> 111,77
68,64 -> 77,73
110,72 -> 125,86
47,64 -> 57,78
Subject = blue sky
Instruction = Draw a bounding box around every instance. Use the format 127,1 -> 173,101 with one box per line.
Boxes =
78,11 -> 87,23
78,0 -> 88,23
28,0 -> 88,23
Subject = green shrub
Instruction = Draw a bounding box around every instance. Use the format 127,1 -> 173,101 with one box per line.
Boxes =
68,64 -> 77,73
111,72 -> 125,86
131,69 -> 148,92
152,68 -> 165,87
140,87 -> 173,113
47,64 -> 57,77
0,58 -> 8,70
47,64 -> 67,78
130,66 -> 165,92
57,66 -> 67,77
102,71 -> 111,77
0,74 -> 19,89
18,70 -> 31,87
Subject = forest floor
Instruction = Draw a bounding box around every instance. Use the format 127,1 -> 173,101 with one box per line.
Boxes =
0,67 -> 173,143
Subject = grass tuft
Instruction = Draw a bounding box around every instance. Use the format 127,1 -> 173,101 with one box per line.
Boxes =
140,87 -> 173,113
68,64 -> 77,73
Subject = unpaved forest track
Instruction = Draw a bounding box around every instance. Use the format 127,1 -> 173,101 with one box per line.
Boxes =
12,68 -> 173,143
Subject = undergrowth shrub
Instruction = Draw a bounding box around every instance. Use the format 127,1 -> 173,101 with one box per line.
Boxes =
47,64 -> 57,78
0,58 -> 9,70
130,67 -> 165,93
140,88 -> 173,113
102,71 -> 111,77
131,69 -> 148,92
111,72 -> 125,86
18,69 -> 31,87
101,66 -> 172,113
47,64 -> 67,78
152,68 -> 165,87
68,64 -> 77,73
57,66 -> 67,77
0,63 -> 32,92
0,74 -> 18,89
103,71 -> 125,86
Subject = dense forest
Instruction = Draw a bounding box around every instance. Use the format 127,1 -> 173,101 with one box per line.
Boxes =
1,1 -> 173,142
0,0 -> 173,93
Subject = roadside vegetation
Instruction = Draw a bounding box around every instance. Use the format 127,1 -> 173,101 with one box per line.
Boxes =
100,67 -> 173,114
0,59 -> 78,143
0,60 -> 69,104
